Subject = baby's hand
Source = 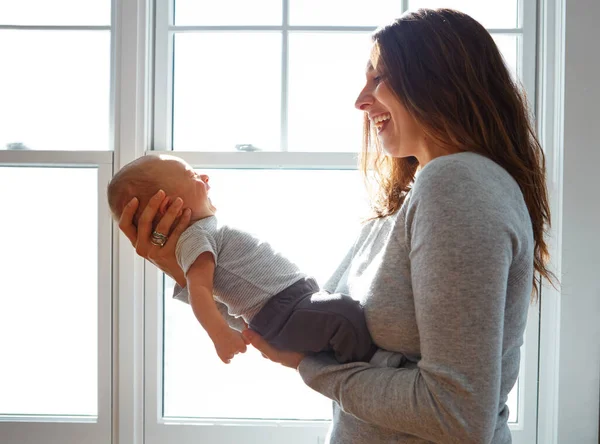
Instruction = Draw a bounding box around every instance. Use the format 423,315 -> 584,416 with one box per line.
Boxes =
212,328 -> 249,364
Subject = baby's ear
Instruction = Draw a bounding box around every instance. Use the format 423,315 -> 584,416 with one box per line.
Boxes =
158,196 -> 171,216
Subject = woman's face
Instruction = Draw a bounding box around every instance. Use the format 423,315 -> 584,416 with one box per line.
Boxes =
354,47 -> 425,159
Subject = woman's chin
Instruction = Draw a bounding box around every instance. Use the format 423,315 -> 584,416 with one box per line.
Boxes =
382,146 -> 402,158
378,135 -> 399,157
381,143 -> 413,159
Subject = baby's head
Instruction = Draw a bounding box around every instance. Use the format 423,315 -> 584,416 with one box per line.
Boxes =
107,154 -> 214,225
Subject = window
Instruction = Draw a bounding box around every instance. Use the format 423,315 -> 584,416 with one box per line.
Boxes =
148,1 -> 539,443
0,1 -> 113,443
162,170 -> 366,420
0,1 -> 111,152
0,1 -> 544,443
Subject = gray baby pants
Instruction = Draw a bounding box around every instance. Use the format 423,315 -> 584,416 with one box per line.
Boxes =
248,277 -> 376,363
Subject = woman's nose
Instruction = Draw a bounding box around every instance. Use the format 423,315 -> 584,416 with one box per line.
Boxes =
355,86 -> 373,111
200,174 -> 209,183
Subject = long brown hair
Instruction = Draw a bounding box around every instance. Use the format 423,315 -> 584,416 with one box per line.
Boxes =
361,8 -> 556,299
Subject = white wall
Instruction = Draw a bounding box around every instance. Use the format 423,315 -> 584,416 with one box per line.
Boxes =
557,0 -> 600,441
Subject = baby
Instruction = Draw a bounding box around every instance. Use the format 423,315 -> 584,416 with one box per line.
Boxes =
107,154 -> 376,364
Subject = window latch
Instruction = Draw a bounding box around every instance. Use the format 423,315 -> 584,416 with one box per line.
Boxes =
235,144 -> 261,152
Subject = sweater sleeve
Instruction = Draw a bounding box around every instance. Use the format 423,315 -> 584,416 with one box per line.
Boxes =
298,161 -> 513,444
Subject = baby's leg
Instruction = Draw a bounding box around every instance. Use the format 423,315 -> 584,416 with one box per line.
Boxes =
267,291 -> 376,363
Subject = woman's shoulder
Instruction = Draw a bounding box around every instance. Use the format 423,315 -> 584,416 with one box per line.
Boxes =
406,152 -> 532,239
411,152 -> 521,203
417,151 -> 510,183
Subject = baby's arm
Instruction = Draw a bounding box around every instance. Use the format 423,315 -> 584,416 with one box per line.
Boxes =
173,285 -> 247,331
187,252 -> 249,363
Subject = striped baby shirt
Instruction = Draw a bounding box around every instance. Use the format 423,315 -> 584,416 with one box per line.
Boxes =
175,216 -> 306,323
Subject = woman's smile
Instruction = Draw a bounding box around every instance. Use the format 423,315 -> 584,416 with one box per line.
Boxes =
372,113 -> 392,134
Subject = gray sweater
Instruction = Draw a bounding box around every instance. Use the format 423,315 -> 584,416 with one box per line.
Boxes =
298,152 -> 534,444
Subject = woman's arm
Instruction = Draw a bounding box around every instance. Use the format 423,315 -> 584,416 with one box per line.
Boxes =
297,162 -> 516,444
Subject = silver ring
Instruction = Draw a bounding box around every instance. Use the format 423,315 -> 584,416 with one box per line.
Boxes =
150,230 -> 168,247
152,231 -> 168,240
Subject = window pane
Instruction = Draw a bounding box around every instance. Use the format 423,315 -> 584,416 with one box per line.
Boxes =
493,34 -> 519,81
173,33 -> 281,152
175,0 -> 281,26
0,167 -> 98,416
408,0 -> 518,29
288,32 -> 372,152
507,377 -> 518,423
290,0 -> 401,26
0,0 -> 111,26
0,31 -> 111,151
163,169 -> 368,419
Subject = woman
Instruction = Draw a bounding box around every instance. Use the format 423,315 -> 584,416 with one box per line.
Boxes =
120,9 -> 554,443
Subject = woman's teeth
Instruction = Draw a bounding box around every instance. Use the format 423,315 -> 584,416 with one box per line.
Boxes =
373,113 -> 391,130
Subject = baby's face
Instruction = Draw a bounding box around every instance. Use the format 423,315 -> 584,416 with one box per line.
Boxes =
158,157 -> 215,218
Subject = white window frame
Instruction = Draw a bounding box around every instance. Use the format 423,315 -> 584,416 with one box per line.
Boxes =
536,0 -> 600,443
0,0 -> 116,441
6,0 -> 599,444
144,1 -> 542,443
152,0 -> 539,154
0,150 -> 113,444
142,152 -> 359,444
111,1 -> 153,444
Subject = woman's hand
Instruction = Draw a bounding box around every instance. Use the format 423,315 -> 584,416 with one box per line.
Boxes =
119,189 -> 191,286
242,329 -> 305,370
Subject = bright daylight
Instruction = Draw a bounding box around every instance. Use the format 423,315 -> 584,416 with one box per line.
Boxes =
0,1 -> 598,444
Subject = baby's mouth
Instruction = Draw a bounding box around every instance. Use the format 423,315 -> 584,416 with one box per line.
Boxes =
373,113 -> 391,133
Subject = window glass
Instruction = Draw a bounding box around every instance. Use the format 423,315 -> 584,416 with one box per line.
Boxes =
175,0 -> 282,26
172,33 -> 281,152
409,0 -> 519,29
0,167 -> 98,416
288,32 -> 372,152
0,0 -> 110,26
163,169 -> 367,419
290,0 -> 402,26
0,31 -> 111,151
